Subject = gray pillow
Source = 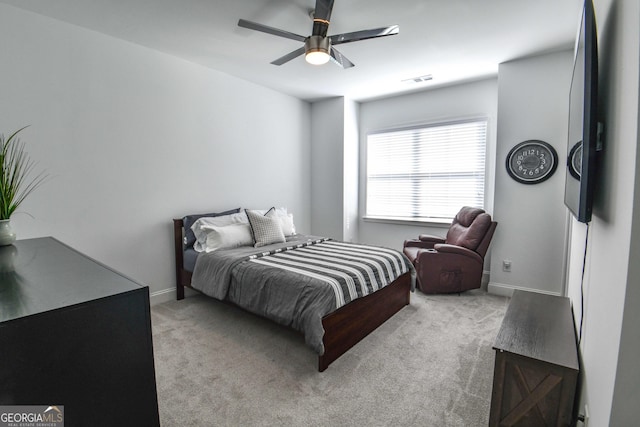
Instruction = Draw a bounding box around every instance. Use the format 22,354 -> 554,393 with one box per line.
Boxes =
246,209 -> 285,247
182,208 -> 241,248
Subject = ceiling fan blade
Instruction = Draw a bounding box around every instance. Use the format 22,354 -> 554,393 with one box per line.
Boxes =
330,25 -> 399,45
330,48 -> 355,69
270,46 -> 306,65
238,19 -> 306,42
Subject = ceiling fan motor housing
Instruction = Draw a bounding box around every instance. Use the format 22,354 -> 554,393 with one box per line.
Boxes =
305,35 -> 331,55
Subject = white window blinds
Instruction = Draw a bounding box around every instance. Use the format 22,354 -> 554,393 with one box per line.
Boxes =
366,119 -> 487,221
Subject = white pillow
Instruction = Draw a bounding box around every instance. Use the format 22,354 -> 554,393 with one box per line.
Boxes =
198,223 -> 253,253
279,213 -> 296,236
191,212 -> 248,250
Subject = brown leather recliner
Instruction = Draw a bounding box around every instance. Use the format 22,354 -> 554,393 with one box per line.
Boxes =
403,207 -> 497,294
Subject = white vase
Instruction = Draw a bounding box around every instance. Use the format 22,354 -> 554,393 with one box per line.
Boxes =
0,219 -> 17,246
0,243 -> 17,272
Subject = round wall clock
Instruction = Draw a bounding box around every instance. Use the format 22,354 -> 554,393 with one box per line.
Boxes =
506,140 -> 558,184
568,141 -> 582,180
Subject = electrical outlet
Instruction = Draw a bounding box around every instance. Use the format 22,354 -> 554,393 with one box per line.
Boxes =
502,260 -> 512,272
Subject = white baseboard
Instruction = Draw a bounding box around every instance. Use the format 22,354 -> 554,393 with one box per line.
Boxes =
487,282 -> 561,298
149,287 -> 176,305
149,286 -> 200,306
487,282 -> 560,298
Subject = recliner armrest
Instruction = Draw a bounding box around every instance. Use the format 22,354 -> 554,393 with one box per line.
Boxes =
433,243 -> 483,264
403,239 -> 437,250
418,234 -> 446,244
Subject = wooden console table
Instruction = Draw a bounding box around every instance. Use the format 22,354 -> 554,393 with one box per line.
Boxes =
0,237 -> 159,426
489,290 -> 579,426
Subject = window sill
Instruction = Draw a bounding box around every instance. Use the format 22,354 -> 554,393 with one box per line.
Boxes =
362,216 -> 452,228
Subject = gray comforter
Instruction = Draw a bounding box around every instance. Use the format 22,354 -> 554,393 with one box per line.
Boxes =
191,235 -> 412,355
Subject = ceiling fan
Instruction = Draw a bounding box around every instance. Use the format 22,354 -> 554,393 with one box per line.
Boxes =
237,0 -> 399,69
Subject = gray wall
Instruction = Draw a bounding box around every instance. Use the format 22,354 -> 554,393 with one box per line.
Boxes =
343,99 -> 360,243
489,51 -> 574,296
310,98 -> 345,239
567,0 -> 640,424
0,4 -> 311,304
310,97 -> 360,242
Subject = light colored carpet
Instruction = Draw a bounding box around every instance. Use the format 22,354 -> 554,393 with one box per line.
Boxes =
151,289 -> 508,427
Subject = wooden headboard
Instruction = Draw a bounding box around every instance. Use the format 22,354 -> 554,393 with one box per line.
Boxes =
173,218 -> 193,300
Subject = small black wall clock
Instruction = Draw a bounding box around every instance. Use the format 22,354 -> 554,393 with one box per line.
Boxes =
506,140 -> 558,184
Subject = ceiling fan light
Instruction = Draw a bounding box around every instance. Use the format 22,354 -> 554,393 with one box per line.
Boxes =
305,50 -> 330,65
305,36 -> 331,65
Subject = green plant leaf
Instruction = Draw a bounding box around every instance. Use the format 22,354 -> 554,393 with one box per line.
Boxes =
0,126 -> 48,220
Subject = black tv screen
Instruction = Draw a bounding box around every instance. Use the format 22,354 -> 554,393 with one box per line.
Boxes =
564,0 -> 600,223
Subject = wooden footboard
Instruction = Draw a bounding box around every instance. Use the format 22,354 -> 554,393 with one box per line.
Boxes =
319,272 -> 411,372
173,216 -> 411,372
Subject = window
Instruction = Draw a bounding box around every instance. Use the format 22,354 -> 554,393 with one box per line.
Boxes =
365,119 -> 487,222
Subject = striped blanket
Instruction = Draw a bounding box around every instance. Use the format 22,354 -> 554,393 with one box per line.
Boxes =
248,238 -> 411,309
191,235 -> 413,354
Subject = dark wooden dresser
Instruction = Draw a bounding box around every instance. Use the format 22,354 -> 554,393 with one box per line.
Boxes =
0,237 -> 159,426
490,290 -> 579,426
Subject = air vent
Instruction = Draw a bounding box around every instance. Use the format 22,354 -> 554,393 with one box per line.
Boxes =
402,74 -> 433,84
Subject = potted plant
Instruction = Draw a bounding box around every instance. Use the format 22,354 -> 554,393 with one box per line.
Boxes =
0,126 -> 47,245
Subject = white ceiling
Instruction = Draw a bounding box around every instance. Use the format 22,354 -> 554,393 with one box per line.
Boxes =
0,0 -> 581,101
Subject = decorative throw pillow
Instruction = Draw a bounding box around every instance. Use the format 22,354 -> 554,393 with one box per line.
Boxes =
258,207 -> 296,236
246,209 -> 285,247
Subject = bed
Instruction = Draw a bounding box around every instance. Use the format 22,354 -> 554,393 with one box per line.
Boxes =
173,208 -> 414,371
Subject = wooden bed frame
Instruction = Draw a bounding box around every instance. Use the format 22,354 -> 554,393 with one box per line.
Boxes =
173,218 -> 411,372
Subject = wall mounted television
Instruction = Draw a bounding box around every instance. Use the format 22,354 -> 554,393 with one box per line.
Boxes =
564,0 -> 601,223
